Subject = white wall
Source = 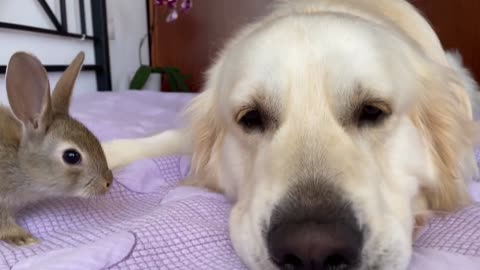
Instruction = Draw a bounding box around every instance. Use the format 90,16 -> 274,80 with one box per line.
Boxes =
0,0 -> 97,104
0,0 -> 151,105
106,0 -> 152,90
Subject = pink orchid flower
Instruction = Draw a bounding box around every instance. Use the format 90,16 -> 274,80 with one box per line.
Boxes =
154,0 -> 193,22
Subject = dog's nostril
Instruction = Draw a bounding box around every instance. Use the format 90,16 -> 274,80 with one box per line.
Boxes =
268,222 -> 362,270
282,254 -> 303,268
279,253 -> 350,270
324,254 -> 349,269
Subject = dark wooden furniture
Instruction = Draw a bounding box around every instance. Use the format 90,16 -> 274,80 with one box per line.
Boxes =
413,0 -> 480,82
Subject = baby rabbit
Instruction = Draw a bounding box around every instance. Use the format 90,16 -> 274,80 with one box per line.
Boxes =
0,52 -> 113,246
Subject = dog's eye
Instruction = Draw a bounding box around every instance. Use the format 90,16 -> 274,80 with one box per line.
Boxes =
239,109 -> 264,131
358,104 -> 387,125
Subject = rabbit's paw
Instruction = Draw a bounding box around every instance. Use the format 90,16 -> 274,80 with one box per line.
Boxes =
1,224 -> 38,246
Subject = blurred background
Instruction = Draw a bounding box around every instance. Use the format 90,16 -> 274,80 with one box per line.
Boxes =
0,0 -> 478,99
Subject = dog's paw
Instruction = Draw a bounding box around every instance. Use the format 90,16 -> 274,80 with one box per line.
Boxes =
102,139 -> 134,170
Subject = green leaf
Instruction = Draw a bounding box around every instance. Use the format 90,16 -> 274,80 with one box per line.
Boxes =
129,65 -> 152,90
130,65 -> 190,92
164,69 -> 179,91
151,67 -> 167,73
170,70 -> 189,92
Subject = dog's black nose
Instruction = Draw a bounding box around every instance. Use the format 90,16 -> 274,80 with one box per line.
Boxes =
267,221 -> 362,270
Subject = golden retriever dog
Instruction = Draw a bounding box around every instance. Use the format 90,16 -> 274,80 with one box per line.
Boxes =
103,0 -> 480,269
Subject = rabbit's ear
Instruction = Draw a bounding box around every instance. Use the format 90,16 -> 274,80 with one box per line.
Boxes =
6,52 -> 53,130
52,52 -> 85,114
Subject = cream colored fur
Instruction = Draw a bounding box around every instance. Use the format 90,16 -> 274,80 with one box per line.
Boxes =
103,0 -> 479,269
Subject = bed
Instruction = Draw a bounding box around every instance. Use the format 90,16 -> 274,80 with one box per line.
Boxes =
0,91 -> 478,270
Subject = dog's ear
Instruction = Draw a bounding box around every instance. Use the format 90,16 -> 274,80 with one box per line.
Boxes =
411,59 -> 475,212
182,64 -> 225,193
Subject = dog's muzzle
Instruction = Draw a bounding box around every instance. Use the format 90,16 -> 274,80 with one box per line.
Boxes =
265,180 -> 364,270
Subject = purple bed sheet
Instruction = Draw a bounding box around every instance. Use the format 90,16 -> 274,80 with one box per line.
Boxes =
0,91 -> 479,270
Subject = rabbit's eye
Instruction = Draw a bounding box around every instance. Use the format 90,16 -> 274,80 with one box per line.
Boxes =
63,149 -> 82,165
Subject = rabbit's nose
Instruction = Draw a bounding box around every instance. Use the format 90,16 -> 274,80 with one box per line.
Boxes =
104,170 -> 113,189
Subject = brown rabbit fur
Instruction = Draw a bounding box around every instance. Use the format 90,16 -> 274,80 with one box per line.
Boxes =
0,52 -> 112,246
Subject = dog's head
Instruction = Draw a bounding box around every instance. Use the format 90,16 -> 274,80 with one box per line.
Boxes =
185,10 -> 476,270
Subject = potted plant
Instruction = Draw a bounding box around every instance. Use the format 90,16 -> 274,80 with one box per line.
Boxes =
129,0 -> 193,92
